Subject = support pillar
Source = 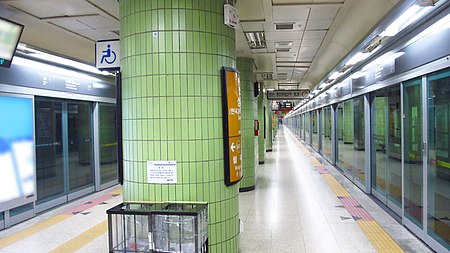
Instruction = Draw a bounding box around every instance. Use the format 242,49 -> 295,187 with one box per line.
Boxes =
119,1 -> 239,251
237,58 -> 257,192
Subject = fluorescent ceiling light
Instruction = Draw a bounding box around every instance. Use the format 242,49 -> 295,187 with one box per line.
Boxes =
380,5 -> 431,37
329,71 -> 343,80
275,41 -> 293,47
362,51 -> 404,71
244,31 -> 266,49
408,13 -> 450,46
346,52 -> 371,66
17,43 -> 113,76
319,83 -> 328,89
13,57 -> 103,82
351,71 -> 366,79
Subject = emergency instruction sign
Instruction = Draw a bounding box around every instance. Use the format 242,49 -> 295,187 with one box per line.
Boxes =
221,67 -> 242,186
147,161 -> 177,184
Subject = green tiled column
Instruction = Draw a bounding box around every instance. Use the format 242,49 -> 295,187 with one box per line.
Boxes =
119,1 -> 239,252
265,92 -> 273,151
257,84 -> 265,163
237,58 -> 257,192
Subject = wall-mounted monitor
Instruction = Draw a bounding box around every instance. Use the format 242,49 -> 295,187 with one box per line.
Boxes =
0,17 -> 24,68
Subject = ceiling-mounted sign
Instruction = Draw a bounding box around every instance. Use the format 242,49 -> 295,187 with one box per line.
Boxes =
224,4 -> 240,28
267,89 -> 310,100
95,39 -> 120,71
221,67 -> 242,186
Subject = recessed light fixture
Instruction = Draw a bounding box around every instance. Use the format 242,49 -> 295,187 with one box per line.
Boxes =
244,31 -> 266,49
380,4 -> 432,37
274,41 -> 293,48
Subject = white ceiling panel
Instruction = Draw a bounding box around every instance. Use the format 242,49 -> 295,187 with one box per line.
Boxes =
312,0 -> 344,3
303,30 -> 327,40
278,84 -> 299,90
276,57 -> 299,62
88,0 -> 119,18
300,46 -> 319,53
6,0 -> 94,18
272,0 -> 343,3
301,38 -> 323,47
272,0 -> 312,4
75,15 -> 118,29
272,6 -> 309,21
50,19 -> 92,31
235,0 -> 265,21
252,48 -> 269,53
76,28 -> 119,41
276,52 -> 297,58
265,31 -> 303,41
309,6 -> 340,20
240,22 -> 265,31
277,67 -> 293,73
306,19 -> 334,30
297,55 -> 314,61
266,43 -> 276,53
253,53 -> 275,72
299,51 -> 317,59
294,62 -> 311,67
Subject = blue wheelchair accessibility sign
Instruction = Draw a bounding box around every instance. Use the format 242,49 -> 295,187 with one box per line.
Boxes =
96,40 -> 120,70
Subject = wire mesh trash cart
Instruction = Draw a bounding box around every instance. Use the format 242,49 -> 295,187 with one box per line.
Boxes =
107,202 -> 208,253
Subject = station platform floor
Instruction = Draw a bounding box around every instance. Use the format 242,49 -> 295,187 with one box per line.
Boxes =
0,127 -> 433,253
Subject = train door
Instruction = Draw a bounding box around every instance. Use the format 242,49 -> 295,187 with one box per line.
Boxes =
371,85 -> 402,215
403,70 -> 450,252
35,97 -> 94,212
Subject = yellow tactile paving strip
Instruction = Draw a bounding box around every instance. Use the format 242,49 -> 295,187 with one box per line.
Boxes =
111,188 -> 123,195
0,215 -> 72,249
358,221 -> 404,253
289,131 -> 405,253
321,174 -> 351,197
0,187 -> 122,251
308,157 -> 322,166
49,220 -> 108,253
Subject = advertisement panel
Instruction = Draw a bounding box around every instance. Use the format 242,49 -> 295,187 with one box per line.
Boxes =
0,95 -> 36,211
221,67 -> 242,186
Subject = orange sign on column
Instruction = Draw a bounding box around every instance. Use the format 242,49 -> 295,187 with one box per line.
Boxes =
221,67 -> 242,186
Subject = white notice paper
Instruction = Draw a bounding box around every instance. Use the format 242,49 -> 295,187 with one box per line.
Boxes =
147,161 -> 177,184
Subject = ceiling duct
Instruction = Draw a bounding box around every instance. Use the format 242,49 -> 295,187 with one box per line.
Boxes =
275,23 -> 294,30
278,73 -> 288,80
274,41 -> 293,47
276,48 -> 290,52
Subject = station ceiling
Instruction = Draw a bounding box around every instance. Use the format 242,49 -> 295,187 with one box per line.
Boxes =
0,0 -> 400,90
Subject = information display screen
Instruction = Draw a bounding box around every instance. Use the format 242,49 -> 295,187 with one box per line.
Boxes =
0,17 -> 24,68
0,95 -> 36,211
279,101 -> 294,111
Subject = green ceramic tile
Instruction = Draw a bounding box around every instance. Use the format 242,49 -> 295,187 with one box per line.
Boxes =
120,1 -> 238,251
